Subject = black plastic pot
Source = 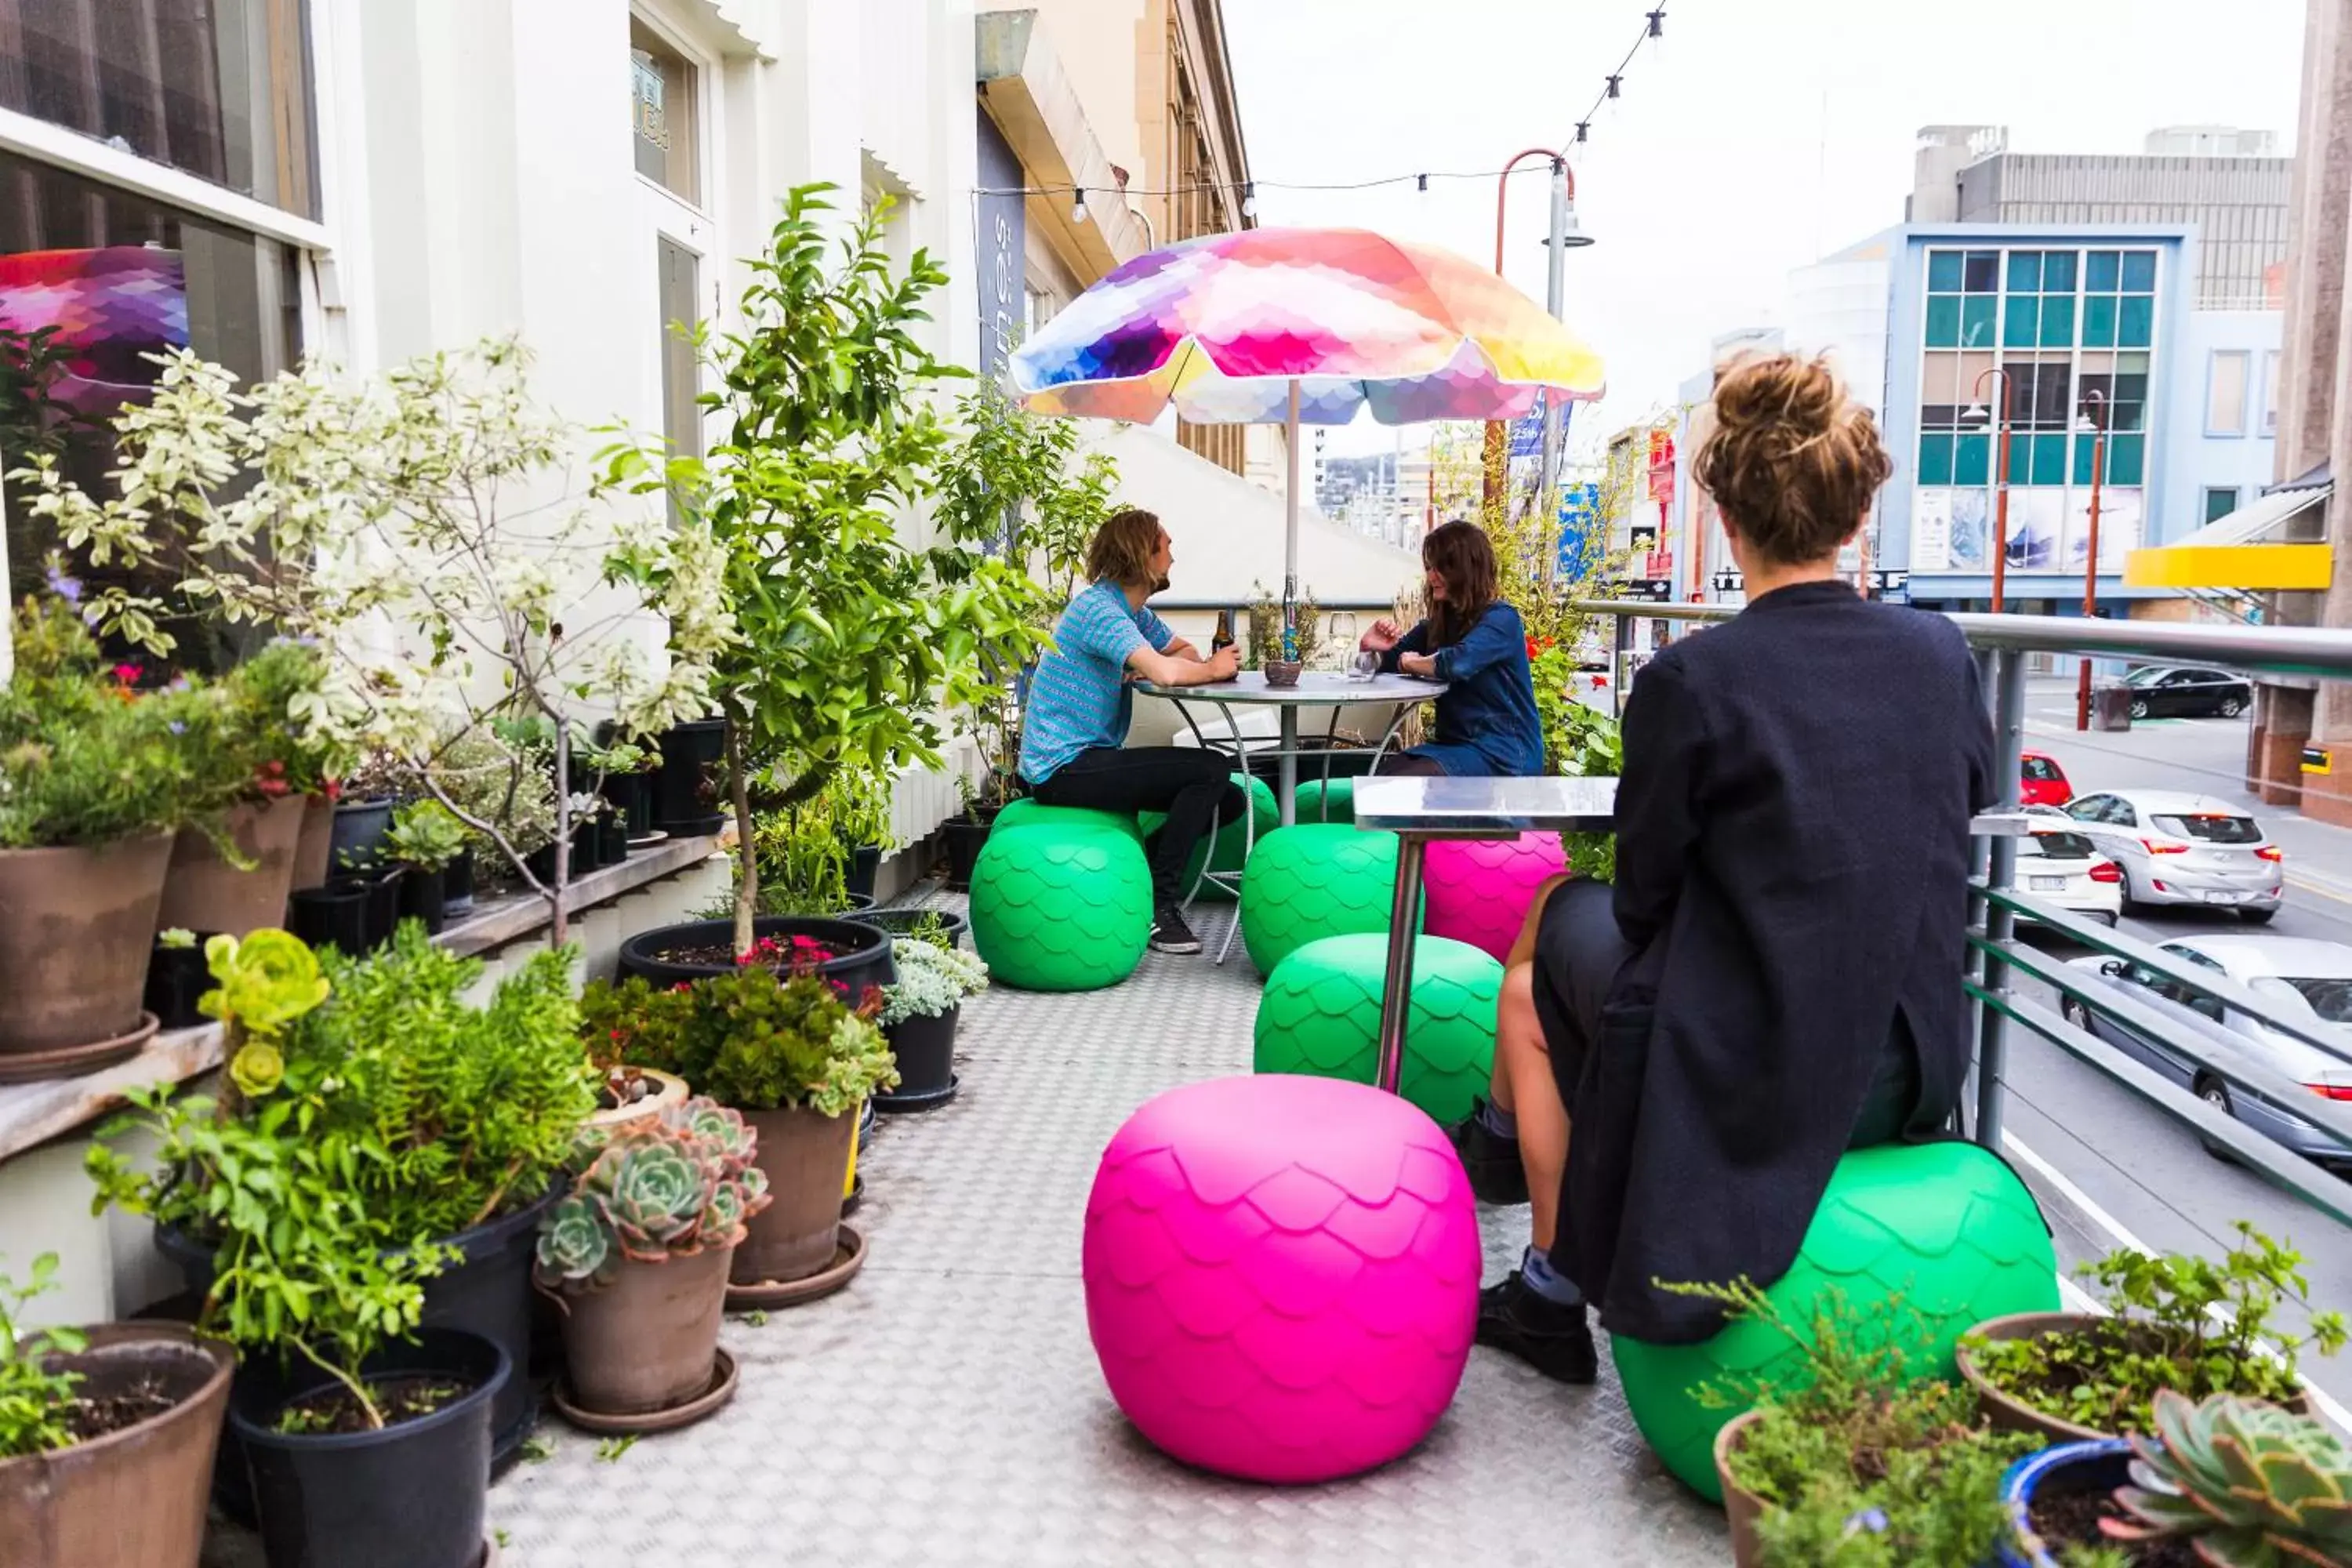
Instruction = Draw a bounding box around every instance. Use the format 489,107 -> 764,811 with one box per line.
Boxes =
143,939 -> 216,1030
878,1006 -> 957,1109
289,884 -> 371,956
943,816 -> 992,891
351,869 -> 405,951
654,718 -> 728,837
231,1327 -> 506,1568
328,797 -> 394,874
603,771 -> 658,838
846,844 -> 882,901
524,844 -> 557,884
570,820 -> 603,875
858,907 -> 970,950
396,866 -> 447,935
597,814 -> 630,866
617,915 -> 896,996
441,848 -> 475,918
159,1185 -> 557,1520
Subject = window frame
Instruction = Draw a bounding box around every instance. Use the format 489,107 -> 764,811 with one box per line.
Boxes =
627,5 -> 713,220
2205,349 -> 2251,437
2202,485 -> 2241,525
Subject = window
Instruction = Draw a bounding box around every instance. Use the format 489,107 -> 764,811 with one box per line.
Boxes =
0,150 -> 301,666
630,17 -> 699,204
2153,813 -> 2262,845
2024,829 -> 2096,859
2204,486 -> 2241,524
0,0 -> 318,216
655,234 -> 699,526
2207,350 -> 2250,436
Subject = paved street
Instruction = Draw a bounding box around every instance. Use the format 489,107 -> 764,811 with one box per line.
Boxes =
1996,678 -> 2352,1412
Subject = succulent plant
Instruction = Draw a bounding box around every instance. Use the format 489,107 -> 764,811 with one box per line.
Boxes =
2103,1389 -> 2352,1565
534,1096 -> 771,1292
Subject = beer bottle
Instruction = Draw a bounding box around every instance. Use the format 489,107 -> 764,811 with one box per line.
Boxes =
1210,610 -> 1235,657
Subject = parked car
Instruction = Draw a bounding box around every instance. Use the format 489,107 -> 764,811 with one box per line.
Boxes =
2013,826 -> 2121,927
2020,750 -> 2073,807
2121,664 -> 2253,720
2062,790 -> 2284,922
2063,935 -> 2352,1167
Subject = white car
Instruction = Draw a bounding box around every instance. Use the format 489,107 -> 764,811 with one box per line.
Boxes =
2013,826 -> 2122,927
2060,790 -> 2284,923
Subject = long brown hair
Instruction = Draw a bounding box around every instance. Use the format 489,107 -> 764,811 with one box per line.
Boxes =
1085,508 -> 1163,590
1422,520 -> 1498,648
1690,353 -> 1892,565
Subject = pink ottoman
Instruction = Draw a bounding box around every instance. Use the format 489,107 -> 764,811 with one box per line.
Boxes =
1421,833 -> 1568,964
1082,1074 -> 1481,1484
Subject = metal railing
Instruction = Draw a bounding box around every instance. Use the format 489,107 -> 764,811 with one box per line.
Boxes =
1574,597 -> 2352,1232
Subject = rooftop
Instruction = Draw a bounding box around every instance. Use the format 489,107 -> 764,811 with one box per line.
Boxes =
466,884 -> 1725,1566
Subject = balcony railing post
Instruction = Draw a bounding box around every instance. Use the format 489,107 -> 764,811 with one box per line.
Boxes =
1975,648 -> 2028,1150
1612,612 -> 1632,719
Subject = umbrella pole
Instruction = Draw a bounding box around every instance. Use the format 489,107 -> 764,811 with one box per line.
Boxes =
1277,378 -> 1302,827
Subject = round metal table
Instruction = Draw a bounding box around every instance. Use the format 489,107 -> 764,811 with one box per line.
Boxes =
1134,670 -> 1446,964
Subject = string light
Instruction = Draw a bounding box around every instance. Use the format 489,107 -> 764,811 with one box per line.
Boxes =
1240,181 -> 1258,219
1647,9 -> 1665,37
1605,74 -> 1622,98
1070,189 -> 1087,224
1566,5 -> 1668,151
1416,172 -> 1428,192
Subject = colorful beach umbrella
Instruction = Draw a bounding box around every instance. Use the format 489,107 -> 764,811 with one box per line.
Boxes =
1007,226 -> 1605,600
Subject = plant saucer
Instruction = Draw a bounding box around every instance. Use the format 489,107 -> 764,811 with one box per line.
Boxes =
724,1225 -> 866,1311
0,1011 -> 160,1084
873,1073 -> 960,1114
550,1348 -> 739,1436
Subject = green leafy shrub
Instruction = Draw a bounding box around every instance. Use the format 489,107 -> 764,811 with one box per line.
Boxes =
534,1098 -> 770,1290
1966,1225 -> 2346,1436
1531,641 -> 1621,880
2103,1389 -> 2352,1564
879,938 -> 988,1026
746,797 -> 850,916
1677,1280 -> 2038,1568
586,967 -> 896,1116
0,1254 -> 87,1458
386,799 -> 466,871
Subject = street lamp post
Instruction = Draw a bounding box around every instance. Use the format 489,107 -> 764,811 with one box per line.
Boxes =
1484,147 -> 1591,520
2074,390 -> 2110,732
1967,365 -> 2016,615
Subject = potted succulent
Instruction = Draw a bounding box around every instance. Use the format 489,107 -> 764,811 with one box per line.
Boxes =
143,926 -> 214,1032
91,925 -> 597,1502
0,1253 -> 236,1568
1686,1281 -> 2038,1568
1959,1226 -> 2343,1443
385,799 -> 466,935
1999,1392 -> 2352,1566
534,1098 -> 769,1428
592,967 -> 898,1306
874,937 -> 988,1112
154,642 -> 326,938
0,593 -> 216,1080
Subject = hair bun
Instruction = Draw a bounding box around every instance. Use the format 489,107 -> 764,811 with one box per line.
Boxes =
1711,352 -> 1840,441
1692,352 -> 1892,567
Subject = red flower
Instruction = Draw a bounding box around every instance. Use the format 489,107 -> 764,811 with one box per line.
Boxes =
111,662 -> 142,686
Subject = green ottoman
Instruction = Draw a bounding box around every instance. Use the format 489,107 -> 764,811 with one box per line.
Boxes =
970,824 -> 1152,992
1240,824 -> 1417,977
1139,774 -> 1276,904
993,799 -> 1142,841
1254,932 -> 1500,1124
1294,777 -> 1356,825
1612,1139 -> 2059,1500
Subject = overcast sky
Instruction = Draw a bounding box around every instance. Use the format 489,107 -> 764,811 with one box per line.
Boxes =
1223,0 -> 2307,459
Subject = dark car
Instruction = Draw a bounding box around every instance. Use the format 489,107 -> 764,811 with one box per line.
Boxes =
2122,665 -> 2253,720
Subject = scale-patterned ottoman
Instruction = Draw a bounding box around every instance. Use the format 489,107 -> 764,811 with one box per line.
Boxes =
969,823 -> 1152,992
1254,932 -> 1501,1125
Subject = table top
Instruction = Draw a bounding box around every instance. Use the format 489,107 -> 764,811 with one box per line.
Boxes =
1134,670 -> 1446,706
1355,774 -> 1619,834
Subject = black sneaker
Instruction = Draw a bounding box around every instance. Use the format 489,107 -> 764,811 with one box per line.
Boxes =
1150,904 -> 1203,955
1475,1272 -> 1599,1385
1445,1098 -> 1531,1207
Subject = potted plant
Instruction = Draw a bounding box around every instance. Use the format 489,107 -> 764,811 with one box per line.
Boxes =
143,926 -> 213,1032
385,800 -> 466,935
874,937 -> 988,1112
1999,1391 -> 2352,1566
534,1098 -> 768,1429
91,925 -> 598,1498
859,905 -> 971,950
0,1252 -> 236,1568
1686,1281 -> 2040,1568
592,966 -> 898,1305
596,187 -> 1047,964
826,767 -> 898,902
1959,1225 -> 2345,1443
579,982 -> 693,1137
0,593 -> 216,1079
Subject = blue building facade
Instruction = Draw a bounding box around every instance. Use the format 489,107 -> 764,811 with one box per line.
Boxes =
1871,223 -> 2278,614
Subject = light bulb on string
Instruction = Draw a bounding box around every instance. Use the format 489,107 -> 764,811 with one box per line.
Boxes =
1240,182 -> 1257,220
1606,74 -> 1622,99
1071,189 -> 1088,225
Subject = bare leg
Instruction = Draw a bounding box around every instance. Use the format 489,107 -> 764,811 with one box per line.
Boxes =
1495,964 -> 1569,1249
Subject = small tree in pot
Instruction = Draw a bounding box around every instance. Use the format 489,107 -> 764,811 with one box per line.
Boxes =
874,937 -> 988,1111
535,1098 -> 769,1427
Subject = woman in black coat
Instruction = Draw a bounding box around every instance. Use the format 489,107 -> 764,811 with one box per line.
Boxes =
1448,352 -> 1998,1381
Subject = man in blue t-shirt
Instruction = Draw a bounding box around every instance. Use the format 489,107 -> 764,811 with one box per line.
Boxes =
1018,508 -> 1243,954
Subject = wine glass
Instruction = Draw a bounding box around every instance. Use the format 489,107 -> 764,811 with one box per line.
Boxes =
1327,613 -> 1358,675
1349,648 -> 1381,683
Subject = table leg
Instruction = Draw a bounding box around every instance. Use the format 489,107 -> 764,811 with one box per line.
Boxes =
1373,833 -> 1427,1096
1279,707 -> 1298,828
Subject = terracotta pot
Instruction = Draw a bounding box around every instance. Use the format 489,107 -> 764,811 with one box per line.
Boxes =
0,1321 -> 234,1568
291,793 -> 336,891
584,1066 -> 690,1137
556,1242 -> 735,1416
155,794 -> 307,938
0,833 -> 174,1054
733,1104 -> 855,1286
1712,1409 -> 1767,1568
1956,1310 -> 2312,1443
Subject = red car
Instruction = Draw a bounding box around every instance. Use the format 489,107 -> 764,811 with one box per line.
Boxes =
2021,751 -> 2073,807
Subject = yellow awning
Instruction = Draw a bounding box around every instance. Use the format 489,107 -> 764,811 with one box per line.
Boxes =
2124,484 -> 2332,590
